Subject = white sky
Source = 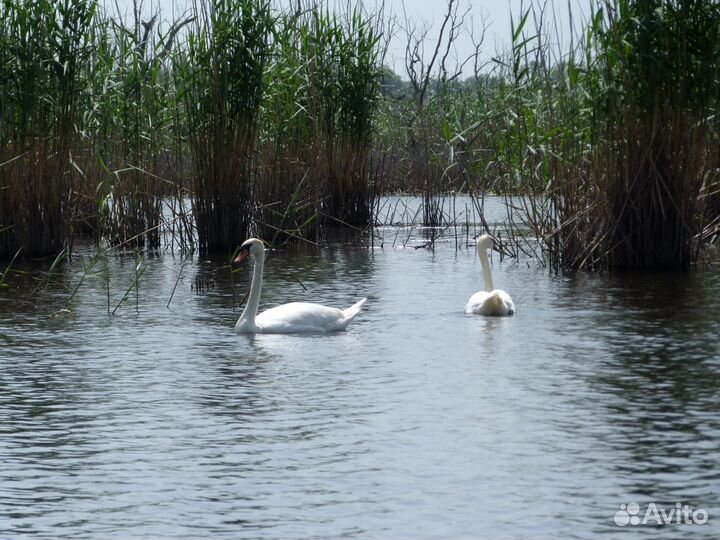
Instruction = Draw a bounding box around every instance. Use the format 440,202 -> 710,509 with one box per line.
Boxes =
108,0 -> 591,76
379,0 -> 591,75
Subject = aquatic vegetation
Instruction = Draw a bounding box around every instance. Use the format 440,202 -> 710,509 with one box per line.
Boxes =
0,0 -> 384,261
1,0 -> 718,272
175,0 -> 273,254
256,2 -> 384,242
0,0 -> 97,259
377,0 -> 720,269
596,0 -> 720,268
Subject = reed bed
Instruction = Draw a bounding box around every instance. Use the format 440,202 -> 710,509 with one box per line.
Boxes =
1,0 -> 718,274
405,0 -> 720,270
0,0 -> 96,259
1,0 -> 385,261
520,0 -> 720,270
175,0 -> 273,254
94,10 -> 186,250
254,2 -> 384,244
597,0 -> 720,268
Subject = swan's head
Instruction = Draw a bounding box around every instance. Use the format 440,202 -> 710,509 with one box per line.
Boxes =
234,238 -> 265,263
476,234 -> 498,253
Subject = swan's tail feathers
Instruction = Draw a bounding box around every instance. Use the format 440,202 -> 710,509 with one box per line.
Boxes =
341,297 -> 367,324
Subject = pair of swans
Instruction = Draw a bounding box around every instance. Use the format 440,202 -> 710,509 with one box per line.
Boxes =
234,234 -> 514,334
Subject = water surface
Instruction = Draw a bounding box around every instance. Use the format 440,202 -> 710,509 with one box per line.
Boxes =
1,209 -> 719,539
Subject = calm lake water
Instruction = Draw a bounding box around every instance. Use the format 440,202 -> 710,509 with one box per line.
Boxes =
1,198 -> 719,539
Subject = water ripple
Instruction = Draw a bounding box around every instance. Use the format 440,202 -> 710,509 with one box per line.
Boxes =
1,237 -> 719,539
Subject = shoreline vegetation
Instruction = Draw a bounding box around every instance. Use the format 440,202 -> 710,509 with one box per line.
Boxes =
1,0 -> 719,272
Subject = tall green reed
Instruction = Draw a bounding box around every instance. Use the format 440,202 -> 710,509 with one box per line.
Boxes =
175,0 -> 273,254
596,0 -> 720,268
255,2 -> 384,243
85,7 -> 193,250
254,6 -> 319,243
316,4 -> 383,228
0,0 -> 96,259
474,0 -> 720,269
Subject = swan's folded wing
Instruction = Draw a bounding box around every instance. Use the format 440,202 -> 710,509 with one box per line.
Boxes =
256,302 -> 347,333
465,291 -> 492,314
465,290 -> 515,316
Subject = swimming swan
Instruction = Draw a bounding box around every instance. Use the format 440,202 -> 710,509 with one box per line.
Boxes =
465,234 -> 515,317
233,238 -> 367,333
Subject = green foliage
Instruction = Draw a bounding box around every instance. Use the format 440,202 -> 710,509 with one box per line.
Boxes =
175,0 -> 274,254
0,0 -> 97,259
589,0 -> 720,268
0,0 -> 385,261
428,0 -> 720,270
4,0 -> 715,269
255,2 -> 384,240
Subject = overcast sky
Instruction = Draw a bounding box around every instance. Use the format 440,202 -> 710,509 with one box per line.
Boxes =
109,0 -> 591,76
379,0 -> 590,75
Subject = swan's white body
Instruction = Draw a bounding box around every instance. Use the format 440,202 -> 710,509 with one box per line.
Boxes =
234,239 -> 367,334
465,234 -> 515,317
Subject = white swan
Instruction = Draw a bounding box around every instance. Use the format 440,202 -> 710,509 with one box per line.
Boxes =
465,234 -> 515,317
233,238 -> 367,333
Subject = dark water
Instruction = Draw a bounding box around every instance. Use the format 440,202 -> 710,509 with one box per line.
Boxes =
1,201 -> 719,539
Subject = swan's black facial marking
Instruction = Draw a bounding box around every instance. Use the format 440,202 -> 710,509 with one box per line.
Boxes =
234,242 -> 253,263
240,241 -> 257,255
490,236 -> 508,255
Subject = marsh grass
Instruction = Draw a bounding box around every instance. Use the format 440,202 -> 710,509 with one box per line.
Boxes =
596,0 -> 720,268
175,0 -> 273,254
468,0 -> 720,270
0,0 -> 96,259
2,0 -> 718,274
92,7 -> 194,250
253,2 -> 384,244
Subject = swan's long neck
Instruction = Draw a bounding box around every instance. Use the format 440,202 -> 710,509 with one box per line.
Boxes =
479,247 -> 495,292
236,252 -> 264,329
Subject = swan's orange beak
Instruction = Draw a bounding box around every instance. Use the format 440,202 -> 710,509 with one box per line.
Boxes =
234,251 -> 248,264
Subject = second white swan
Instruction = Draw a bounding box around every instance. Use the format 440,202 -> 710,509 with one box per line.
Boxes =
233,238 -> 367,333
465,234 -> 515,317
